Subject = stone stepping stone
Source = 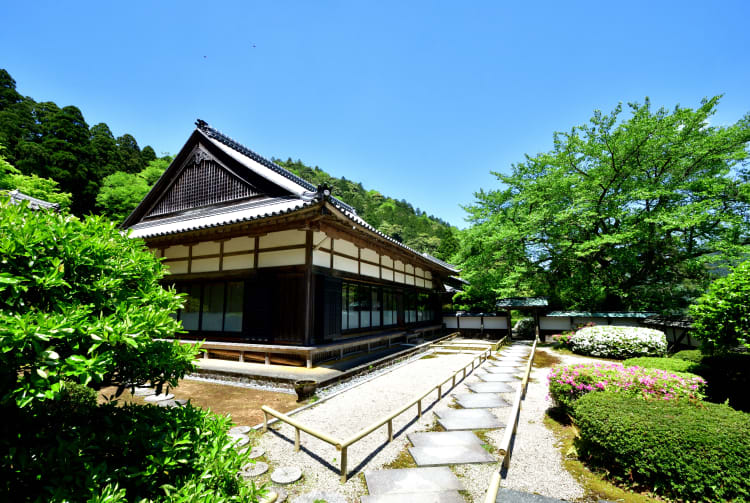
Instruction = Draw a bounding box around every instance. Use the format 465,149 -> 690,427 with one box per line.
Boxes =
435,409 -> 504,430
240,461 -> 269,477
478,373 -> 518,383
144,393 -> 174,402
266,488 -> 287,503
240,446 -> 265,459
496,488 -> 569,502
133,386 -> 156,396
489,362 -> 524,369
365,467 -> 463,495
156,399 -> 178,407
290,491 -> 347,503
409,443 -> 495,466
483,367 -> 520,374
453,393 -> 511,409
229,425 -> 251,435
408,431 -> 481,447
231,436 -> 250,448
361,492 -> 465,503
175,399 -> 189,406
468,382 -> 515,393
271,466 -> 302,484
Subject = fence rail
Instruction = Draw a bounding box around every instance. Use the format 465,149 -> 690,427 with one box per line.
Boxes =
483,338 -> 537,503
262,334 -> 507,482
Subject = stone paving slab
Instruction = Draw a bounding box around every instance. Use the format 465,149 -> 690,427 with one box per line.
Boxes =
495,488 -> 569,502
483,366 -> 521,374
489,362 -> 525,368
435,409 -> 504,430
468,382 -> 515,393
409,443 -> 495,466
478,373 -> 519,382
361,491 -> 465,503
453,392 -> 511,409
364,467 -> 463,495
408,430 -> 481,447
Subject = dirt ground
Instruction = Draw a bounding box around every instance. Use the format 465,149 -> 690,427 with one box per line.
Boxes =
98,378 -> 300,426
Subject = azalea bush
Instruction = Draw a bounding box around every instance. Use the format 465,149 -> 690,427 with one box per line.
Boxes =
548,362 -> 706,411
569,325 -> 666,358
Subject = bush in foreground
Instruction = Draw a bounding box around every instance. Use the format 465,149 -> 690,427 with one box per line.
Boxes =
569,325 -> 666,359
548,362 -> 705,410
574,392 -> 750,502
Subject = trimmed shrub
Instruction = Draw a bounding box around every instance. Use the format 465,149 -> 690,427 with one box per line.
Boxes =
672,349 -> 703,363
569,325 -> 666,358
622,356 -> 698,374
573,392 -> 750,502
548,362 -> 705,411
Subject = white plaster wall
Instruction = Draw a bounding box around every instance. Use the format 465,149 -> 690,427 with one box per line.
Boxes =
381,268 -> 394,282
425,270 -> 432,280
259,229 -> 306,248
361,248 -> 378,263
192,241 -> 220,256
394,260 -> 405,272
313,250 -> 330,268
540,317 -> 571,331
425,280 -> 433,289
333,255 -> 359,274
416,277 -> 425,288
382,255 -> 394,268
444,316 -> 458,328
334,239 -> 358,258
459,317 -> 482,329
224,236 -> 254,253
191,257 -> 221,273
405,275 -> 415,285
164,245 -> 189,259
394,271 -> 405,283
484,317 -> 508,329
166,260 -> 188,274
361,263 -> 379,278
223,254 -> 253,270
258,249 -> 305,268
405,264 -> 414,274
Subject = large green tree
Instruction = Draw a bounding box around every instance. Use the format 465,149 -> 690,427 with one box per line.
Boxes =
96,157 -> 170,222
456,97 -> 750,312
0,146 -> 72,209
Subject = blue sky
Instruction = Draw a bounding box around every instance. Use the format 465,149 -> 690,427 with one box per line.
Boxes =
2,1 -> 749,227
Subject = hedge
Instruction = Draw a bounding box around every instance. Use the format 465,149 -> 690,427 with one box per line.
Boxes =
622,356 -> 699,374
574,392 -> 750,502
569,326 -> 667,359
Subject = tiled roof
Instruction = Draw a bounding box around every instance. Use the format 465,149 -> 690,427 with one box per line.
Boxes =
496,297 -> 549,308
6,190 -> 60,211
544,311 -> 658,318
128,196 -> 310,238
643,315 -> 693,328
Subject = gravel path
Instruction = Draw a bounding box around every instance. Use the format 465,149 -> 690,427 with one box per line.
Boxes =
499,347 -> 602,501
258,350 -> 487,501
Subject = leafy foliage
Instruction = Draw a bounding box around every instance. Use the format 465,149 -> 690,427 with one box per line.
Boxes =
548,362 -> 705,411
275,158 -> 459,259
96,157 -> 171,222
0,69 -> 161,214
1,400 -> 266,502
671,349 -> 750,412
0,146 -> 71,209
0,199 -> 196,408
690,259 -> 750,353
456,97 -> 750,312
573,392 -> 750,502
568,325 -> 667,359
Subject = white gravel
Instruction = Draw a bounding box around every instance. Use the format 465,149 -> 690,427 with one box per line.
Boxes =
258,350 -> 488,501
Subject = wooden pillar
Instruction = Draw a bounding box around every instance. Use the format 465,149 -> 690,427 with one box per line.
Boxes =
534,310 -> 540,341
507,312 -> 512,341
303,229 -> 314,347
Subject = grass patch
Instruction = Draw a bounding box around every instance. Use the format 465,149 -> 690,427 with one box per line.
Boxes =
547,346 -> 621,362
381,445 -> 418,470
543,410 -> 663,502
420,354 -> 438,360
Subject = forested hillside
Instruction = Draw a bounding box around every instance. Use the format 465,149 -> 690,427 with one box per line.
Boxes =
0,69 -> 458,260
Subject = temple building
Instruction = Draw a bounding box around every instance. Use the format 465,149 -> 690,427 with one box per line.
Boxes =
123,120 -> 457,366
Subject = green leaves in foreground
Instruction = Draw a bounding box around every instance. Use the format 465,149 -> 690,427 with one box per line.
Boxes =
0,199 -> 198,408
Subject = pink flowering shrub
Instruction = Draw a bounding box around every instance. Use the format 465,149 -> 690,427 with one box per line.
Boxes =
551,332 -> 573,347
548,362 -> 706,410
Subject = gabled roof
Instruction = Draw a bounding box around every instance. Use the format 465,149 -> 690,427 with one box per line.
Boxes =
123,120 -> 458,274
5,189 -> 60,211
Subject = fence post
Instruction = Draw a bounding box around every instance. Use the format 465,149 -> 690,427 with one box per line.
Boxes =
263,411 -> 268,432
295,427 -> 301,452
340,446 -> 348,483
388,420 -> 393,442
418,399 -> 422,418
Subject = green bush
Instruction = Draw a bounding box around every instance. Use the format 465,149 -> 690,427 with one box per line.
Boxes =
0,199 -> 197,407
690,259 -> 750,353
622,356 -> 698,374
574,392 -> 750,502
672,349 -> 703,363
1,401 -> 265,502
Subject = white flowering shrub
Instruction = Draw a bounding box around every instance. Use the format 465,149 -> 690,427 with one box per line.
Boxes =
569,326 -> 667,359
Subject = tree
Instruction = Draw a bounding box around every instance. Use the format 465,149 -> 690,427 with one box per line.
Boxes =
96,157 -> 170,222
457,97 -> 750,312
690,260 -> 750,353
0,146 -> 72,209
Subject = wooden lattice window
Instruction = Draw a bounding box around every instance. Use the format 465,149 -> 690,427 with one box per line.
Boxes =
147,156 -> 258,217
